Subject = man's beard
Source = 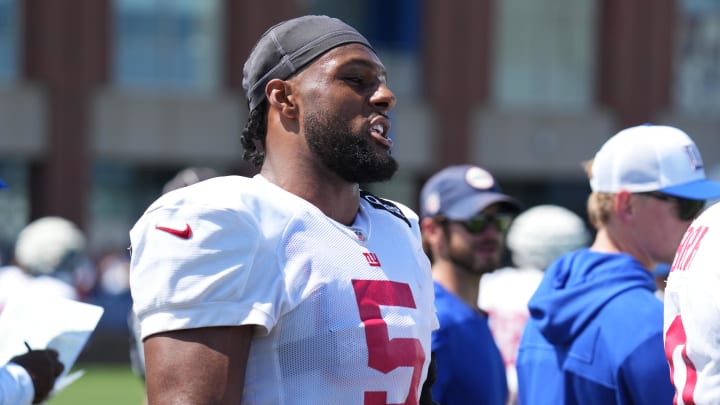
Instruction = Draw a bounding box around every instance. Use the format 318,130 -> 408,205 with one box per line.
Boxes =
305,111 -> 398,184
446,233 -> 501,276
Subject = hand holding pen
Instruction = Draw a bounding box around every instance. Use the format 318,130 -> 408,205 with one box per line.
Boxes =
10,342 -> 65,404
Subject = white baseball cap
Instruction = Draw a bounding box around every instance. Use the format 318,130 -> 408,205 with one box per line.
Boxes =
590,124 -> 720,200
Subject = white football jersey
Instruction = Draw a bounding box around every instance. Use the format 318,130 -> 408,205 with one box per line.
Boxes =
665,202 -> 720,405
130,175 -> 438,405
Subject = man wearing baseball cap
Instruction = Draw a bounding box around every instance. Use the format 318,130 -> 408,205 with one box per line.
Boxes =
420,164 -> 522,405
130,15 -> 438,404
517,124 -> 720,405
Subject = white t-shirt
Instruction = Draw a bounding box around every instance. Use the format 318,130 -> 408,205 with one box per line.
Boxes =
130,175 -> 438,405
665,202 -> 720,405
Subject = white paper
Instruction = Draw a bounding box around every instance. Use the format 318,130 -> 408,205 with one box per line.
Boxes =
0,296 -> 104,395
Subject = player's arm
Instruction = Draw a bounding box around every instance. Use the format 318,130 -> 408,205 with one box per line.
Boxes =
419,351 -> 439,405
144,325 -> 254,405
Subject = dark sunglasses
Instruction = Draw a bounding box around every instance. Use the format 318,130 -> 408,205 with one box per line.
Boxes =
637,191 -> 705,221
440,212 -> 515,234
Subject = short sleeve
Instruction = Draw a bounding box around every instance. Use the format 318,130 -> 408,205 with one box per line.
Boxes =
130,203 -> 285,339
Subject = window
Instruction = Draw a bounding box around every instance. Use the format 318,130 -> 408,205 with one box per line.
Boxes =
113,0 -> 222,91
0,162 -> 29,256
0,0 -> 18,81
492,0 -> 596,109
675,0 -> 720,112
304,0 -> 421,97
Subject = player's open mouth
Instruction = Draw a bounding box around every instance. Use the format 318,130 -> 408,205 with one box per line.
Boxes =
369,118 -> 392,148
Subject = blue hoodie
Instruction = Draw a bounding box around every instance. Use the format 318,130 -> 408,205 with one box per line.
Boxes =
516,249 -> 674,405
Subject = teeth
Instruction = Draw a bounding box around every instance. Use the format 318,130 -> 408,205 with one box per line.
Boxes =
372,123 -> 385,136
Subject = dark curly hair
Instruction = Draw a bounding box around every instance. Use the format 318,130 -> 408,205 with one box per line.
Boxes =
240,100 -> 268,166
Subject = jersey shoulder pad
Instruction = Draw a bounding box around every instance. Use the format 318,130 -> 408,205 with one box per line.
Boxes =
360,190 -> 411,227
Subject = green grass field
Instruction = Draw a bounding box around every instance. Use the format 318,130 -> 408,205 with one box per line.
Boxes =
47,363 -> 145,405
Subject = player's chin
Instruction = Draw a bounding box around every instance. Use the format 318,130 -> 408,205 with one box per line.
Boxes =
473,254 -> 501,270
357,155 -> 398,183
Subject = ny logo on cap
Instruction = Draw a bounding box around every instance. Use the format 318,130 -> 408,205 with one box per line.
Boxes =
684,145 -> 703,171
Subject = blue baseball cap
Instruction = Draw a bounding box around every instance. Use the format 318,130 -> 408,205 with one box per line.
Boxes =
0,178 -> 6,189
420,165 -> 521,220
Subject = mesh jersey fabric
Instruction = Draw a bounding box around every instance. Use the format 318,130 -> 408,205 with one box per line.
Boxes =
665,202 -> 720,405
129,175 -> 438,404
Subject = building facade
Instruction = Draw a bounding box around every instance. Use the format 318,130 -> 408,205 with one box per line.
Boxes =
0,0 -> 718,255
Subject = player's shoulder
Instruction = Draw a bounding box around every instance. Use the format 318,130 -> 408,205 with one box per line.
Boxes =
360,190 -> 417,228
150,175 -> 299,212
134,175 -> 300,234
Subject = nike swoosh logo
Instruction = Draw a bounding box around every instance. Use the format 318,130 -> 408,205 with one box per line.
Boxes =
155,224 -> 192,239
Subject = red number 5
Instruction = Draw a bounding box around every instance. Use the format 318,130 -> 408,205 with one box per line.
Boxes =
352,279 -> 425,405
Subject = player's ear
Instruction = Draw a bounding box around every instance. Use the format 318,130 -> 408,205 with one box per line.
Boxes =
266,79 -> 298,119
614,190 -> 634,223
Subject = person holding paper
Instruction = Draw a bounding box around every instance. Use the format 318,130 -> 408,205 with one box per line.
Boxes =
0,180 -> 68,405
0,347 -> 64,405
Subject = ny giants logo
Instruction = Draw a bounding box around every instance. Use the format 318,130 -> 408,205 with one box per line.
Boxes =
684,144 -> 704,171
363,252 -> 381,267
671,225 -> 709,272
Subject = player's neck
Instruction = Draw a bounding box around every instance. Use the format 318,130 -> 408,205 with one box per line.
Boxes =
260,164 -> 361,225
590,228 -> 656,271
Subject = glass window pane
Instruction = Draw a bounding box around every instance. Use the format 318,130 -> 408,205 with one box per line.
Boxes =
89,162 -> 178,251
0,161 -> 29,258
0,0 -> 18,82
492,0 -> 596,110
675,0 -> 720,112
113,0 -> 222,91
305,0 -> 421,97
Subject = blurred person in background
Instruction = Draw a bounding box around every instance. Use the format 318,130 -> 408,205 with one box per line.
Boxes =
0,179 -> 66,405
420,164 -> 522,405
479,204 -> 591,404
161,166 -> 220,195
1,347 -> 65,405
0,216 -> 86,313
517,124 -> 720,405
